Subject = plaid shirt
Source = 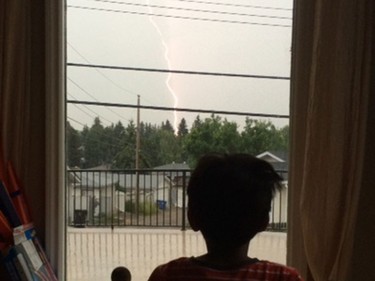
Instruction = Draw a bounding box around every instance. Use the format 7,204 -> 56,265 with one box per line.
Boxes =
148,257 -> 304,281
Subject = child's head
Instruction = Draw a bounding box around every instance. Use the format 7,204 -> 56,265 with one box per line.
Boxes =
187,153 -> 282,247
111,266 -> 131,281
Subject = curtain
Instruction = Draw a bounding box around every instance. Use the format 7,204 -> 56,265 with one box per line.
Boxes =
0,0 -> 47,239
288,0 -> 375,280
0,1 -> 64,279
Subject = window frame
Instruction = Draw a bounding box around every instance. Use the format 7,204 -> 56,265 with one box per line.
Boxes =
45,1 -> 66,280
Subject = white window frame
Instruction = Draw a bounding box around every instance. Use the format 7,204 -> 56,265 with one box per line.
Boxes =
45,1 -> 66,280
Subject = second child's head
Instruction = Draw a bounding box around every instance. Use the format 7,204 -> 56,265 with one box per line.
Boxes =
111,266 -> 131,281
187,153 -> 282,247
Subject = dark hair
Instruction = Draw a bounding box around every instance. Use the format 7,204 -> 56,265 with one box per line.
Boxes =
187,153 -> 282,246
111,266 -> 131,281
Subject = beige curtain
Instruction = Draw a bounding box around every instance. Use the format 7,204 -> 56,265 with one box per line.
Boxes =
288,0 -> 375,280
0,0 -> 47,239
0,1 -> 64,279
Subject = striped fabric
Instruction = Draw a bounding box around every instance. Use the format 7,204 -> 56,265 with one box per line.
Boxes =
148,257 -> 304,281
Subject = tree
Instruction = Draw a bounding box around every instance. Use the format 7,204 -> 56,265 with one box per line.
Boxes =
139,122 -> 160,167
278,125 -> 289,151
216,119 -> 241,153
177,118 -> 189,161
66,121 -> 82,167
113,120 -> 137,169
240,118 -> 282,155
103,121 -> 125,164
161,120 -> 184,163
141,122 -> 182,166
191,115 -> 202,128
183,115 -> 240,166
161,120 -> 174,133
82,117 -> 106,168
72,115 -> 288,170
177,118 -> 189,138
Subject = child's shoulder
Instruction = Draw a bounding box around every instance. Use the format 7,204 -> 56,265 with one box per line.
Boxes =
148,257 -> 194,280
154,257 -> 194,270
149,258 -> 304,281
251,260 -> 304,280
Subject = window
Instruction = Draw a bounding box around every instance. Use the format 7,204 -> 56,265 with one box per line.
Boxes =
65,1 -> 293,280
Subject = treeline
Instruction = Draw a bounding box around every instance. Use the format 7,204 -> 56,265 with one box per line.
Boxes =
66,115 -> 289,169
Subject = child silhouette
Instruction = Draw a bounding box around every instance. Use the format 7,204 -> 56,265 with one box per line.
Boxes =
148,153 -> 303,281
111,266 -> 131,281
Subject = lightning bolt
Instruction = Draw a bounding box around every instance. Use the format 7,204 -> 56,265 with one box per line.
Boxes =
146,0 -> 179,133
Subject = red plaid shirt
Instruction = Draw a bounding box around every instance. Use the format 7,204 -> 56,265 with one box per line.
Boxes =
148,257 -> 304,281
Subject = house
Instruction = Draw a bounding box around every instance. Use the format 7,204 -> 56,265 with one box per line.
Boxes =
153,162 -> 191,208
66,168 -> 180,224
257,151 -> 288,227
153,162 -> 190,173
116,173 -> 172,210
67,169 -> 119,224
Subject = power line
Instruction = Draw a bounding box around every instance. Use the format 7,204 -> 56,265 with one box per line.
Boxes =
68,94 -> 98,119
68,92 -> 115,124
85,0 -> 292,20
67,117 -> 137,150
67,117 -> 89,128
68,43 -> 152,103
68,42 -> 138,96
67,100 -> 289,119
67,117 -> 176,162
67,62 -> 290,80
67,5 -> 291,27
68,43 -> 157,107
169,0 -> 293,11
67,97 -> 182,153
68,77 -> 132,123
67,117 -> 125,148
68,78 -> 100,102
67,117 -> 125,149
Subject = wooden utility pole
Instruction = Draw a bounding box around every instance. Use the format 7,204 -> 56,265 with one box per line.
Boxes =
136,95 -> 140,170
135,95 -> 140,215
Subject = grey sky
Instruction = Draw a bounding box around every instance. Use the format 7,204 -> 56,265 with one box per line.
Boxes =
67,0 -> 293,131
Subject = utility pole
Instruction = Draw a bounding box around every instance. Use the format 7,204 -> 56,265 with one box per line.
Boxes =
135,95 -> 140,216
136,95 -> 140,170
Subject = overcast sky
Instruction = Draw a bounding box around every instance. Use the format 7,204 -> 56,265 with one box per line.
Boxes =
67,0 -> 293,131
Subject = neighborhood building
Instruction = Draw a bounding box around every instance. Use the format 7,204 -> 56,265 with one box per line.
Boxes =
67,154 -> 287,229
257,151 -> 288,228
67,162 -> 191,226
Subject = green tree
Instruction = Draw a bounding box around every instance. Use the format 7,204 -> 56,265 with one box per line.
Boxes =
158,126 -> 181,164
216,119 -> 241,153
177,118 -> 189,161
82,117 -> 106,168
74,116 -> 288,170
141,122 -> 182,166
183,115 -> 240,166
177,118 -> 189,138
113,120 -> 137,169
102,121 -> 125,164
161,120 -> 174,133
240,118 -> 281,155
66,121 -> 82,167
139,122 -> 160,167
278,125 -> 289,151
191,115 -> 202,128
